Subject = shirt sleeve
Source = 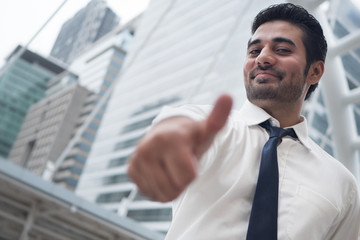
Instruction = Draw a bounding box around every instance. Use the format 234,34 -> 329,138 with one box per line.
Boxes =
328,187 -> 360,239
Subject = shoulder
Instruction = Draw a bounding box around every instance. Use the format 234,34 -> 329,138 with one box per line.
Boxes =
311,138 -> 356,183
309,138 -> 355,178
306,138 -> 359,204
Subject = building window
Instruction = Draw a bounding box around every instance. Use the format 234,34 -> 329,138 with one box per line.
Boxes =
82,131 -> 95,142
108,156 -> 129,167
113,135 -> 142,151
65,154 -> 87,164
102,173 -> 130,185
127,208 -> 172,222
74,142 -> 91,153
58,165 -> 83,175
120,116 -> 155,134
96,191 -> 131,203
23,140 -> 36,167
133,192 -> 150,201
312,112 -> 328,135
132,96 -> 180,116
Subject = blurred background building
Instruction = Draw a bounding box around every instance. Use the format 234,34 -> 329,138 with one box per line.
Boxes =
8,11 -> 138,191
0,0 -> 163,238
0,46 -> 65,158
50,0 -> 120,63
1,0 -> 360,238
8,80 -> 96,191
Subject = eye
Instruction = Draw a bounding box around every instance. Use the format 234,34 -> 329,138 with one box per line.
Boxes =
276,48 -> 291,54
248,49 -> 261,56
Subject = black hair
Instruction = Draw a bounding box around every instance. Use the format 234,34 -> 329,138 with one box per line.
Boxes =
252,3 -> 327,100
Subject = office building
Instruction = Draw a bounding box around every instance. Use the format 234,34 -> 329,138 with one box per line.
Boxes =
0,46 -> 65,158
69,18 -> 137,96
8,78 -> 100,191
50,0 -> 120,63
9,19 -> 137,190
76,0 -> 360,233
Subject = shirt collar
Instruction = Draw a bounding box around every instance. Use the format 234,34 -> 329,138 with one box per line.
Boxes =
237,100 -> 312,151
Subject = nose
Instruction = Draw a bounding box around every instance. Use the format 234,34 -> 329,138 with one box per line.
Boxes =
256,47 -> 276,66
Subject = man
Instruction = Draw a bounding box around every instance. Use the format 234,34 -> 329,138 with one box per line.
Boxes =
128,3 -> 360,239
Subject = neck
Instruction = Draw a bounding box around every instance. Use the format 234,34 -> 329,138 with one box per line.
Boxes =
251,99 -> 304,128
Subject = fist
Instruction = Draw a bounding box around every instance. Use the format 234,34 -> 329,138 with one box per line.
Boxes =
127,94 -> 233,202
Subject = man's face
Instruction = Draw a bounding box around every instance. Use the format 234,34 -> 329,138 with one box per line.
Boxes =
243,20 -> 309,106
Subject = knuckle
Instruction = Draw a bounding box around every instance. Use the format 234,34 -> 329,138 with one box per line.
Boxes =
152,131 -> 171,144
135,143 -> 149,159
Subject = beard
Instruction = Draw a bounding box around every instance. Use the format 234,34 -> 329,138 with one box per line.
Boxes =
246,66 -> 306,103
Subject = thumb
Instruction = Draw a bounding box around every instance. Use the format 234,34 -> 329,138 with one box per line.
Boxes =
204,94 -> 233,137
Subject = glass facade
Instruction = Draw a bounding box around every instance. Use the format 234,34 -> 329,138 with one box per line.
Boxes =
8,81 -> 96,191
0,47 -> 64,158
50,0 -> 120,63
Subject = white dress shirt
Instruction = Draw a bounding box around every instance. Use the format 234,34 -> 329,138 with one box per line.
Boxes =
154,100 -> 360,240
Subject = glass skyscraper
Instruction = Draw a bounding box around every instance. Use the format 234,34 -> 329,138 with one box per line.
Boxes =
8,20 -> 137,191
50,0 -> 120,63
0,46 -> 65,158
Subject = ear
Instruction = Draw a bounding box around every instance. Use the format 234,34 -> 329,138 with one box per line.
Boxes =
306,60 -> 324,85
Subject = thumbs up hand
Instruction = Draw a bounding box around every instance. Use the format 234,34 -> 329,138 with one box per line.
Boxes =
128,94 -> 233,202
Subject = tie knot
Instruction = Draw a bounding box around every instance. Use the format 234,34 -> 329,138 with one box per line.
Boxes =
259,120 -> 297,139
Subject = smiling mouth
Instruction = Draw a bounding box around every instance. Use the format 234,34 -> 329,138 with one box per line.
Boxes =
255,72 -> 279,79
252,72 -> 281,84
249,67 -> 285,81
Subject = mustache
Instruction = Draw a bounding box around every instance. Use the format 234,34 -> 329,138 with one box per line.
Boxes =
249,65 -> 285,79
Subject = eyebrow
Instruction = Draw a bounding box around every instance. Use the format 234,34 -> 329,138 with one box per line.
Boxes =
247,37 -> 296,49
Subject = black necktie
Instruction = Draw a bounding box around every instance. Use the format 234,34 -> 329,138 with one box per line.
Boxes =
246,120 -> 297,240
